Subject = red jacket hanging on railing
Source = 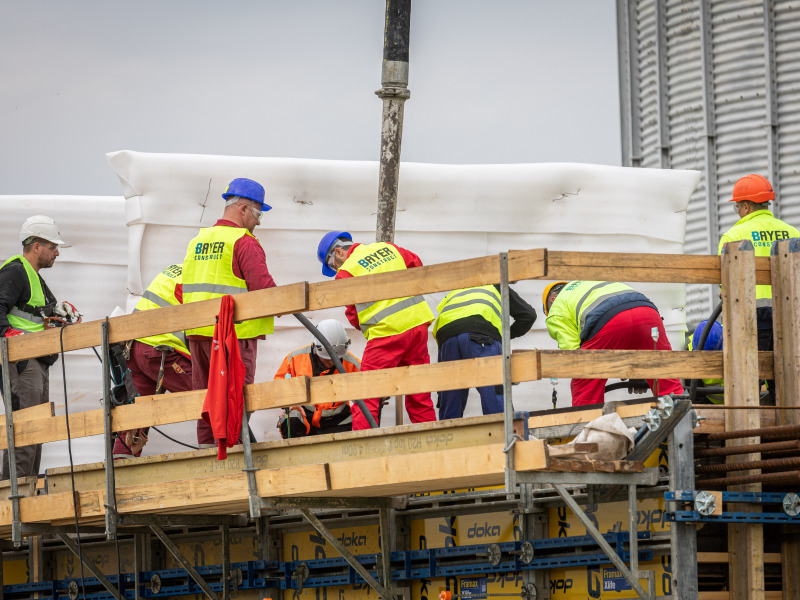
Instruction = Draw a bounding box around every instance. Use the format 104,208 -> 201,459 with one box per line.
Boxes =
201,294 -> 246,459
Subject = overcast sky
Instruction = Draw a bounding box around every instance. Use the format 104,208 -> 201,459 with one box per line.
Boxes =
0,1 -> 620,196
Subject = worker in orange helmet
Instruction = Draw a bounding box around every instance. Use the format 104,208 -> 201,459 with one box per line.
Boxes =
719,174 -> 799,403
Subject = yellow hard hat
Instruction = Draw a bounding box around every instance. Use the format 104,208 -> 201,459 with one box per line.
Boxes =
542,281 -> 568,316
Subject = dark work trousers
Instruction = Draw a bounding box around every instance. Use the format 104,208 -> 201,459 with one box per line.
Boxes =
112,341 -> 193,458
190,337 -> 258,447
1,358 -> 49,480
437,332 -> 504,420
758,308 -> 776,405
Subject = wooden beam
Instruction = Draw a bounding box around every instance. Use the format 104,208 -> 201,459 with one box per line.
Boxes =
12,403 -> 54,424
721,241 -> 764,600
7,282 -> 309,362
770,238 -> 800,600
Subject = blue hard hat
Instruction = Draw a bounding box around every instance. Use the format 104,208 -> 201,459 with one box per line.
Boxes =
222,178 -> 271,212
692,320 -> 723,351
318,231 -> 352,277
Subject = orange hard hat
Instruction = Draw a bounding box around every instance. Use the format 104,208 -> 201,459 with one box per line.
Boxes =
728,174 -> 775,203
542,281 -> 568,316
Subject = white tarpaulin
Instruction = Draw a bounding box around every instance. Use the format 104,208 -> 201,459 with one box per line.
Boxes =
0,153 -> 699,470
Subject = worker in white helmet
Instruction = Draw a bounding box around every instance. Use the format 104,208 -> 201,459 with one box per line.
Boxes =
0,216 -> 80,480
275,320 -> 361,438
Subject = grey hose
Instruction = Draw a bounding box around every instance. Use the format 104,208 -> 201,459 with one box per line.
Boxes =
293,313 -> 378,429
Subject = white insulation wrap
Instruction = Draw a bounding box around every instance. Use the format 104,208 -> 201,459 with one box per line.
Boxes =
0,196 -> 128,471
106,151 -> 700,459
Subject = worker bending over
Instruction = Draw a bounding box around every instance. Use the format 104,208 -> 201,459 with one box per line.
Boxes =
317,231 -> 437,429
183,178 -> 277,447
276,319 -> 360,437
718,174 -> 799,404
543,280 -> 684,406
113,264 -> 193,458
432,285 -> 535,419
0,216 -> 77,479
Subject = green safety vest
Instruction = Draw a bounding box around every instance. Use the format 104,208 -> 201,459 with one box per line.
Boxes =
134,264 -> 190,355
341,242 -> 434,340
718,209 -> 800,306
1,255 -> 47,333
545,280 -> 649,350
182,226 -> 273,338
686,336 -> 724,404
432,285 -> 502,339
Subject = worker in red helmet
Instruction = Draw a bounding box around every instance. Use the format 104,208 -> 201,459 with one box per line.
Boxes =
543,280 -> 684,406
719,174 -> 799,403
183,178 -> 277,447
317,231 -> 437,429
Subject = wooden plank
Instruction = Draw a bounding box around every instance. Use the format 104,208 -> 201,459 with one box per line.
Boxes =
720,241 -> 764,600
12,403 -> 54,424
697,552 -> 781,564
512,440 -> 549,471
698,593 -> 782,600
770,238 -> 800,600
546,250 -> 770,284
546,443 -> 599,457
7,282 -> 309,362
46,414 -> 519,494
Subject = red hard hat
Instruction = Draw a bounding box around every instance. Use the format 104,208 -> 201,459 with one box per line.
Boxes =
728,174 -> 775,203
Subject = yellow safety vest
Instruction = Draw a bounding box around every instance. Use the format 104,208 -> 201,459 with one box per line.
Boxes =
718,209 -> 800,306
1,255 -> 47,333
182,226 -> 273,338
134,264 -> 190,355
341,242 -> 434,340
432,285 -> 502,339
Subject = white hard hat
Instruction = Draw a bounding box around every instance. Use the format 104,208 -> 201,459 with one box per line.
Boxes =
312,319 -> 350,360
19,215 -> 68,246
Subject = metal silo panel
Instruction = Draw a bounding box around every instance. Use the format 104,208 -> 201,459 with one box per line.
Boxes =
774,0 -> 800,225
636,0 -> 662,168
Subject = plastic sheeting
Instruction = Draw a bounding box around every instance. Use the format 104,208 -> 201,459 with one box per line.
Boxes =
106,150 -> 700,458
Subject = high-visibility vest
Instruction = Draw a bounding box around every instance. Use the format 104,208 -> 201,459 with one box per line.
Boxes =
545,281 -> 653,350
134,264 -> 190,355
687,336 -> 724,404
432,285 -> 502,339
275,345 -> 360,429
718,209 -> 800,306
341,242 -> 434,340
0,255 -> 47,333
182,226 -> 273,338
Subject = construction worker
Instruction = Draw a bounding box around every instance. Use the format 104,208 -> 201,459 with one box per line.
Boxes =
112,264 -> 193,459
718,173 -> 799,403
686,319 -> 724,405
317,231 -> 437,429
183,178 -> 277,447
275,319 -> 360,437
0,216 -> 76,480
431,285 -> 536,419
543,280 -> 684,406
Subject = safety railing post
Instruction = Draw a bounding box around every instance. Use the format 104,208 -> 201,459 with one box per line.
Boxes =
241,403 -> 262,518
101,319 -> 117,541
0,337 -> 22,548
499,253 -> 515,491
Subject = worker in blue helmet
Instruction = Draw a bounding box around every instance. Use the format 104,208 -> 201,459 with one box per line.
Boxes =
686,320 -> 724,404
183,177 -> 276,448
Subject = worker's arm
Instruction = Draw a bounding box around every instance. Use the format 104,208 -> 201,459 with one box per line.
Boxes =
233,235 -> 277,291
0,262 -> 29,337
506,287 -> 536,338
390,243 -> 424,268
333,269 -> 361,330
274,353 -> 297,379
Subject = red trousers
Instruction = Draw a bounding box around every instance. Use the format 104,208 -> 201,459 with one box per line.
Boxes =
190,337 -> 258,445
571,306 -> 684,406
351,324 -> 437,430
112,341 -> 193,457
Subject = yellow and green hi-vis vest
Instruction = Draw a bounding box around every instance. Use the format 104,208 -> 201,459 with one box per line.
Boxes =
182,226 -> 273,338
1,255 -> 46,333
432,285 -> 502,339
341,242 -> 434,340
134,264 -> 190,355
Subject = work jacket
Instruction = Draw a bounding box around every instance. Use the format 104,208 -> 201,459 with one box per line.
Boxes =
340,242 -> 434,340
134,264 -> 190,356
0,255 -> 54,334
275,345 -> 360,431
182,226 -> 273,338
718,209 -> 800,308
432,285 -> 502,340
545,281 -> 656,350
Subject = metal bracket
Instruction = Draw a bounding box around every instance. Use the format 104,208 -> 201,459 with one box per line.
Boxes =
299,508 -> 395,600
499,252 -> 515,492
0,337 -> 22,547
56,532 -> 124,600
240,402 -> 261,519
101,319 -> 118,541
552,484 -> 653,599
148,521 -> 220,600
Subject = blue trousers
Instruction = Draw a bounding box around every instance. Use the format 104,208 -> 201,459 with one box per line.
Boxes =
437,332 -> 504,419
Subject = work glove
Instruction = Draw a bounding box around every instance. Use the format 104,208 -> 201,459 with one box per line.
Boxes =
53,301 -> 83,323
4,328 -> 24,337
